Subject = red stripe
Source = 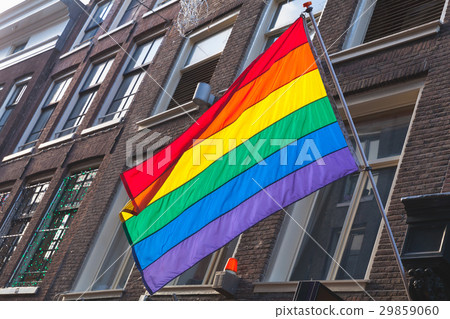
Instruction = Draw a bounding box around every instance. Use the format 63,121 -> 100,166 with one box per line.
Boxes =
121,18 -> 308,201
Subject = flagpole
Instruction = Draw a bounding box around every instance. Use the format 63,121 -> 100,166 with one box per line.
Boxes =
303,3 -> 411,300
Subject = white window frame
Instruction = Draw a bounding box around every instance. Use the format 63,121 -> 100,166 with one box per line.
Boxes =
153,0 -> 178,10
152,11 -> 239,115
14,72 -> 75,153
71,0 -> 113,50
108,0 -> 140,32
242,0 -> 327,69
50,54 -> 115,140
91,34 -> 164,129
264,78 -> 425,285
0,76 -> 31,132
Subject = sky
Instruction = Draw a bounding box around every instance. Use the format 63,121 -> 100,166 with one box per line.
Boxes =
0,0 -> 91,14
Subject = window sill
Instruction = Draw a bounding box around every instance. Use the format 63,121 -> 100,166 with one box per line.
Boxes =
2,147 -> 34,162
60,41 -> 91,60
152,285 -> 220,296
38,133 -> 75,150
331,20 -> 441,63
253,280 -> 369,294
0,287 -> 39,295
98,21 -> 136,41
60,289 -> 124,301
137,101 -> 199,130
143,0 -> 178,19
81,117 -> 122,136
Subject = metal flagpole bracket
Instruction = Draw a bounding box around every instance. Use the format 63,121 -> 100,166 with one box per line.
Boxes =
303,2 -> 411,300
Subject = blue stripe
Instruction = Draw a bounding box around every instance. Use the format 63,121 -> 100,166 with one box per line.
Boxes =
133,122 -> 349,270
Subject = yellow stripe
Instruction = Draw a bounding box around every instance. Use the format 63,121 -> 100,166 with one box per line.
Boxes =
120,69 -> 326,222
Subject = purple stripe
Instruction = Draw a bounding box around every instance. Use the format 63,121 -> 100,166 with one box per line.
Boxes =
141,147 -> 358,294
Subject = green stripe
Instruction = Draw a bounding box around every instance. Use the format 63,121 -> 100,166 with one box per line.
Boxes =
124,97 -> 337,245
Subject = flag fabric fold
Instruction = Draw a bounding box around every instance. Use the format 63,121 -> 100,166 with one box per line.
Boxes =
120,17 -> 359,294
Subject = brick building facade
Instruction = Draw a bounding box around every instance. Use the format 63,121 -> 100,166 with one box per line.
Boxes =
0,0 -> 448,301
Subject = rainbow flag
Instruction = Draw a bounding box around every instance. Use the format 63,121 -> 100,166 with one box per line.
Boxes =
119,17 -> 359,294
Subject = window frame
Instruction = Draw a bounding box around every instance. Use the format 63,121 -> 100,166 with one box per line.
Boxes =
51,56 -> 115,140
15,72 -> 74,152
72,0 -> 113,49
152,11 -> 239,114
343,0 -> 448,50
0,182 -> 49,274
0,76 -> 31,133
7,170 -> 98,288
93,35 -> 164,126
71,184 -> 134,294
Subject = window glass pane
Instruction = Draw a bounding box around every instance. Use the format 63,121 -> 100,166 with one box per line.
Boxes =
0,192 -> 10,212
23,108 -> 54,148
126,37 -> 163,72
8,171 -> 97,287
91,224 -> 133,291
171,237 -> 239,285
60,92 -> 97,137
83,59 -> 113,90
102,73 -> 143,122
353,112 -> 411,161
45,77 -> 72,106
336,167 -> 396,279
185,27 -> 232,66
270,0 -> 303,30
153,0 -> 174,9
289,175 -> 358,281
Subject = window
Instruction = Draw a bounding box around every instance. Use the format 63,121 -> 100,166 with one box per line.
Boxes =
118,0 -> 141,26
343,0 -> 446,49
242,0 -> 326,69
160,25 -> 233,112
79,1 -> 113,45
95,37 -> 163,124
72,185 -> 133,293
17,75 -> 73,151
0,183 -> 49,274
8,170 -> 97,287
0,191 -> 10,213
0,77 -> 30,133
54,58 -> 114,138
168,237 -> 239,286
153,0 -> 176,9
265,82 -> 422,284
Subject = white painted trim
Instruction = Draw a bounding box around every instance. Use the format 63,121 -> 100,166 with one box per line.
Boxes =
332,20 -> 441,63
61,289 -> 123,300
37,133 -> 75,150
0,36 -> 58,70
81,117 -> 122,136
2,147 -> 34,162
0,287 -> 39,295
59,41 -> 91,60
98,20 -> 135,41
137,101 -> 199,130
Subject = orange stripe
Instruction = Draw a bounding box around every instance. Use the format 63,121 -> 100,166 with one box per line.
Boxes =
196,42 -> 317,143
